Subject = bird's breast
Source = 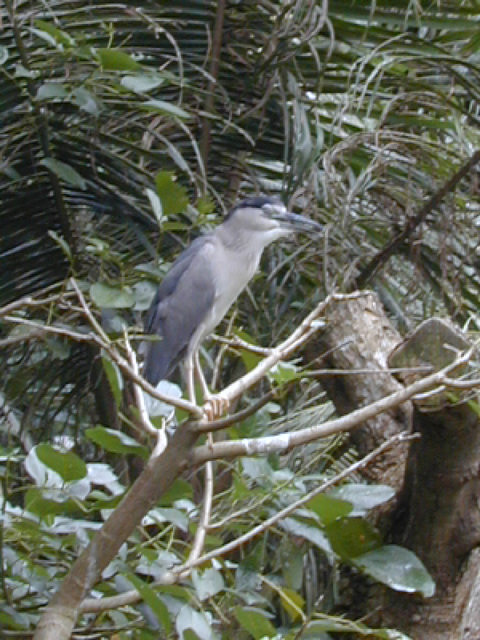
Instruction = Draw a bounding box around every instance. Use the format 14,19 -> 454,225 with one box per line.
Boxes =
205,247 -> 260,334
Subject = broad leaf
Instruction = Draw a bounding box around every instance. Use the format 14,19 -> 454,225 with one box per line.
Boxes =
329,484 -> 395,513
176,605 -> 213,640
39,158 -> 86,189
101,355 -> 123,407
90,283 -> 135,308
35,443 -> 86,482
122,74 -> 165,93
124,573 -> 172,632
325,517 -> 382,560
143,99 -> 191,119
233,606 -> 277,640
192,568 -> 225,601
355,545 -> 436,597
306,494 -> 353,525
96,48 -> 142,71
154,171 -> 189,216
86,426 -> 149,459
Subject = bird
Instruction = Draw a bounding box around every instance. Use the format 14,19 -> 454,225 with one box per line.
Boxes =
142,195 -> 322,416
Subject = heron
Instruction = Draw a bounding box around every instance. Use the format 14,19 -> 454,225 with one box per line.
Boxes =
142,196 -> 321,417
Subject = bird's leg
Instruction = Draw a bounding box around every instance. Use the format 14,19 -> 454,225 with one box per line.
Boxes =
184,353 -> 197,406
194,350 -> 211,401
194,350 -> 230,421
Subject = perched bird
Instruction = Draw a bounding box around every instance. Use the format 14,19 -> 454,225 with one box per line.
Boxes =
142,196 -> 321,410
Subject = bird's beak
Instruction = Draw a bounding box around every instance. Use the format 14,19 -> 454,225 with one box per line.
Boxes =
272,211 -> 323,234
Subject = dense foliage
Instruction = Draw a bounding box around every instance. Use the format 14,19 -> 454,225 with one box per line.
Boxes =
1,1 -> 479,637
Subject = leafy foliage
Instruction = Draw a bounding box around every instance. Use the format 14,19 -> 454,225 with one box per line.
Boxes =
1,434 -> 429,637
1,0 -> 480,637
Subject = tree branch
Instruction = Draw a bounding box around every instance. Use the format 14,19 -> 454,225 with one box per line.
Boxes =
192,347 -> 475,465
354,148 -> 480,289
80,432 -> 413,614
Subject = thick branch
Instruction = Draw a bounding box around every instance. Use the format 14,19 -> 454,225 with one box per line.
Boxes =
33,421 -> 199,640
192,348 -> 474,465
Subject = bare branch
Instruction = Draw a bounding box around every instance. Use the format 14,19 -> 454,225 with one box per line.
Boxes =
187,457 -> 214,564
354,148 -> 480,289
201,292 -> 365,422
123,330 -> 167,457
192,348 -> 475,465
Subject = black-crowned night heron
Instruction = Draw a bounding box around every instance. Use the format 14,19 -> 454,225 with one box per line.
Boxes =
142,196 -> 321,415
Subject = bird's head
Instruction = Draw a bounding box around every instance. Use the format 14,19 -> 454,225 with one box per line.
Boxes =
225,196 -> 322,246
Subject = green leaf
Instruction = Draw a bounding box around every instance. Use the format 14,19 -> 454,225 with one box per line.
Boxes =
282,542 -> 304,590
158,478 -> 193,506
101,355 -> 123,407
233,606 -> 277,640
328,484 -> 395,512
304,618 -> 413,638
39,158 -> 86,190
33,20 -> 75,47
71,87 -> 101,116
146,187 -> 164,226
306,494 -> 353,525
96,48 -> 142,70
154,171 -> 189,216
146,507 -> 189,532
36,444 -> 87,482
192,568 -> 225,601
235,330 -> 264,372
25,488 -> 76,518
279,586 -> 304,621
355,545 -> 436,597
325,517 -> 382,560
86,426 -> 149,459
35,83 -> 68,101
0,604 -> 30,630
122,74 -> 165,93
176,605 -> 212,640
269,361 -> 300,385
281,518 -> 332,554
89,282 -> 135,308
143,99 -> 191,119
124,573 -> 171,632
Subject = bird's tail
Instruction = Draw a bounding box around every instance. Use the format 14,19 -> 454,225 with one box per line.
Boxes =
141,340 -> 173,387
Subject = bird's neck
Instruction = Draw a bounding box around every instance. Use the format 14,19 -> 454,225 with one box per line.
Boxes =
217,220 -> 276,255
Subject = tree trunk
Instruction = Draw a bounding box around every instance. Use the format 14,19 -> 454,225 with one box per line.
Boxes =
312,293 -> 480,638
310,292 -> 412,491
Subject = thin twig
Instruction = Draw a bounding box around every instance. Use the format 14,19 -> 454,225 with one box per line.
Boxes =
187,456 -> 214,564
202,292 -> 364,421
70,279 -> 111,345
3,314 -> 202,417
123,330 -> 167,457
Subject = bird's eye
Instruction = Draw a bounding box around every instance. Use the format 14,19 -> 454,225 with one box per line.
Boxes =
263,203 -> 285,216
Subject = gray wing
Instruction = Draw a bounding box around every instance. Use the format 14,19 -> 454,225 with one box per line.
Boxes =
143,236 -> 216,386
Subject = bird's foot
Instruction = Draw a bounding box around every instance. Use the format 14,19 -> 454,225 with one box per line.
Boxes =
203,393 -> 230,421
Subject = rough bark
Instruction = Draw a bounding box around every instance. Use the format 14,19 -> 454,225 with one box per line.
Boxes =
309,292 -> 412,490
311,294 -> 480,639
382,319 -> 480,638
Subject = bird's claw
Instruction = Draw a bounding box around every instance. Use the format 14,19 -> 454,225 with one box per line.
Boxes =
203,394 -> 230,421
